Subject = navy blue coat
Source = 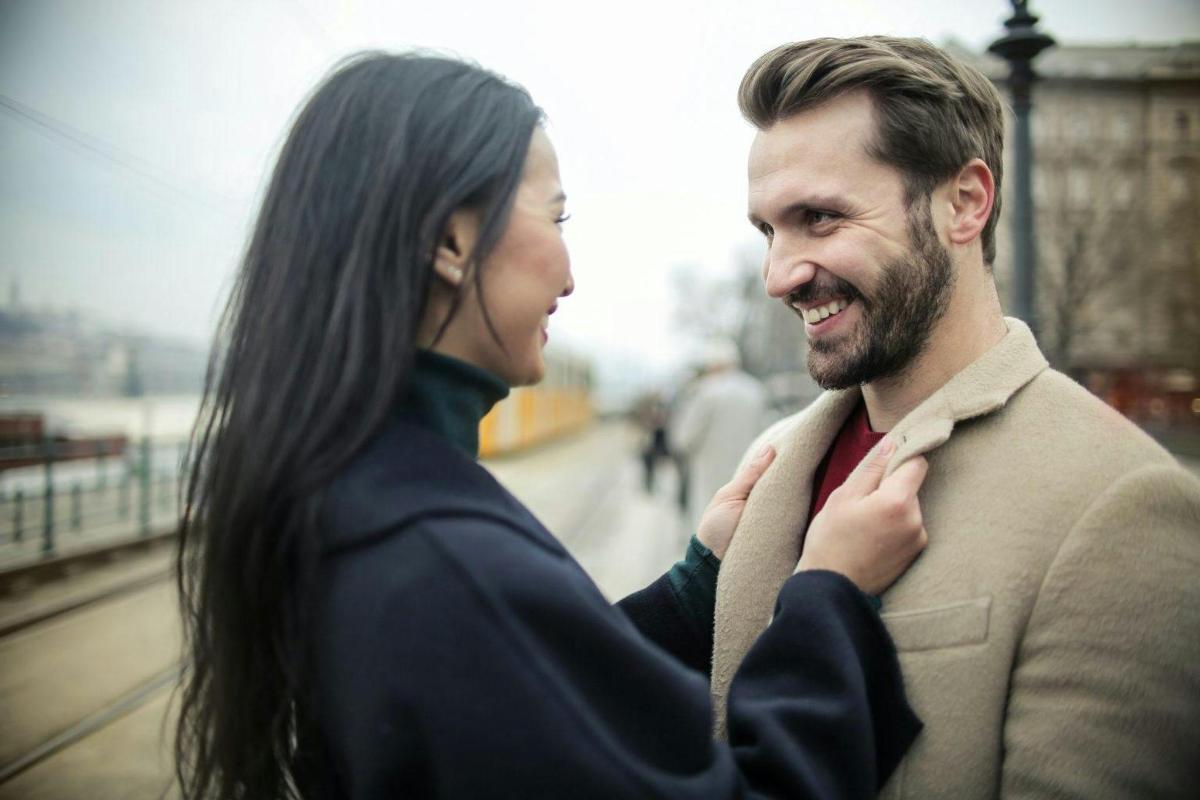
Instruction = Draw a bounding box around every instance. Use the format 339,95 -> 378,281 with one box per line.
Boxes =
299,417 -> 920,798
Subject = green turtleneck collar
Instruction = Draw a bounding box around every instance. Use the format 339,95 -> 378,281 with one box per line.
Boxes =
396,350 -> 510,458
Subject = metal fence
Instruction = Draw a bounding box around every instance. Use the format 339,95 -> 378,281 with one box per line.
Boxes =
0,437 -> 189,568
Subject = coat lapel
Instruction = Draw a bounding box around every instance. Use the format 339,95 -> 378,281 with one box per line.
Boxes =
884,318 -> 1048,473
710,387 -> 860,734
710,318 -> 1049,736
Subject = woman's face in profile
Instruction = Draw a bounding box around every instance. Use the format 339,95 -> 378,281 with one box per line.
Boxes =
441,128 -> 575,386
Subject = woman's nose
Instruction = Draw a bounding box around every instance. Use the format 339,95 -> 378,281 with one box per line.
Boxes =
561,273 -> 575,297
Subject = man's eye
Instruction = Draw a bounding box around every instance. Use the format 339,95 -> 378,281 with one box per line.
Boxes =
759,223 -> 774,239
555,213 -> 572,225
806,209 -> 837,226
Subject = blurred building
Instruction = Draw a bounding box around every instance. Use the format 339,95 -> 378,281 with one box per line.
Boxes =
0,302 -> 207,397
957,41 -> 1200,425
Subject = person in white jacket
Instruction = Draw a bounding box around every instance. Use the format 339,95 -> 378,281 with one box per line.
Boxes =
670,339 -> 769,533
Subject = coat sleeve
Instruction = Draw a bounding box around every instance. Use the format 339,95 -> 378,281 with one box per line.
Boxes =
1000,464 -> 1200,798
372,519 -> 920,799
617,571 -> 713,675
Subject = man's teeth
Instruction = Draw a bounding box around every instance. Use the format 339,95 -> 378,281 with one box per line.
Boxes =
798,298 -> 850,324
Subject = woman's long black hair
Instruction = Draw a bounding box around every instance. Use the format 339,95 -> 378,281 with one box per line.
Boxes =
175,53 -> 542,799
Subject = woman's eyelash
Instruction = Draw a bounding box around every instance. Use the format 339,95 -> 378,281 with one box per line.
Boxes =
556,213 -> 572,224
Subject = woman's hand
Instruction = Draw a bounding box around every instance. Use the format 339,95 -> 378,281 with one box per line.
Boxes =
696,444 -> 776,560
797,438 -> 929,596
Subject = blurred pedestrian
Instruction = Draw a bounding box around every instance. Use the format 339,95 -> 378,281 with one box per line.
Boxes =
670,339 -> 769,532
174,53 -> 927,800
631,390 -> 669,493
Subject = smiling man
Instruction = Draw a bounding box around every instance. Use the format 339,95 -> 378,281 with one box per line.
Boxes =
711,37 -> 1200,799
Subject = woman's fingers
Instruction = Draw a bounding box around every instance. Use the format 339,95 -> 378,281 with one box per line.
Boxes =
796,449 -> 930,596
838,437 -> 896,498
880,455 -> 929,501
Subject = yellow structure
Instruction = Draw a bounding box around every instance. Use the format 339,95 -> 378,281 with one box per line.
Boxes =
479,350 -> 593,457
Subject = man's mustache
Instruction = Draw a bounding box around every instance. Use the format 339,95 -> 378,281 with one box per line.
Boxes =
786,274 -> 862,307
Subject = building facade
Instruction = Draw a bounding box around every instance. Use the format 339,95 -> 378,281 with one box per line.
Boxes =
963,41 -> 1200,424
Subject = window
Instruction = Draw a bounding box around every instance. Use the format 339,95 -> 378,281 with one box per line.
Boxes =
1031,109 -> 1047,142
1068,167 -> 1092,209
1176,110 -> 1191,141
1169,172 -> 1190,201
1069,111 -> 1093,142
1033,171 -> 1048,205
1112,173 -> 1134,207
1112,112 -> 1135,143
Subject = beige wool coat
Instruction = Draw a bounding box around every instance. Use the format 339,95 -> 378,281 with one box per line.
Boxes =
711,319 -> 1200,799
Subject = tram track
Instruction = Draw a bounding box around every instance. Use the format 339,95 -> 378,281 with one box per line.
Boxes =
0,561 -> 182,794
0,664 -> 180,787
0,566 -> 173,640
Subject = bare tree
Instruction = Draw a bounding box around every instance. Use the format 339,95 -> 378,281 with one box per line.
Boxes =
1031,160 -> 1184,374
668,243 -> 821,414
1037,165 -> 1127,368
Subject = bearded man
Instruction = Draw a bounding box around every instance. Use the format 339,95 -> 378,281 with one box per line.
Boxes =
711,37 -> 1200,799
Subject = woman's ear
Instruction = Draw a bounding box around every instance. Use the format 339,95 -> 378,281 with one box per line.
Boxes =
947,158 -> 995,247
433,209 -> 480,287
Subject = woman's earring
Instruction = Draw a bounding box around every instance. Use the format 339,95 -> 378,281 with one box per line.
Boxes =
442,265 -> 463,285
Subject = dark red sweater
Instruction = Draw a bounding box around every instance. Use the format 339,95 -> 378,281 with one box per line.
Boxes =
808,401 -> 885,524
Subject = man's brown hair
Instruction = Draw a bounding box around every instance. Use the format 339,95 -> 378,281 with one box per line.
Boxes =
739,37 -> 1006,266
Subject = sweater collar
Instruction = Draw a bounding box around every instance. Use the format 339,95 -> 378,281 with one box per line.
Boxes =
396,350 -> 509,458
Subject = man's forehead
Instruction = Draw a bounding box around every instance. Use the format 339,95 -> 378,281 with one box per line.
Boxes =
747,139 -> 861,217
749,93 -> 876,174
747,93 -> 888,213
746,176 -> 854,227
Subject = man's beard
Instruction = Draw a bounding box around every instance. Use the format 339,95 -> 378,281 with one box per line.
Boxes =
802,201 -> 955,390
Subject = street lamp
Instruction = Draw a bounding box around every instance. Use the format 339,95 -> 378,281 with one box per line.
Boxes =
989,0 -> 1054,338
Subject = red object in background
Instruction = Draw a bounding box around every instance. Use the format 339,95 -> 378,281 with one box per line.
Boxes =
0,414 -> 45,447
1080,367 -> 1200,428
0,414 -> 127,471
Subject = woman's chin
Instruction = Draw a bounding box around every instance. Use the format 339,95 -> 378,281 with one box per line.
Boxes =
515,364 -> 545,387
515,356 -> 546,387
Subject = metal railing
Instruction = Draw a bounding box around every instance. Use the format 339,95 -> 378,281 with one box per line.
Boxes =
0,436 -> 189,567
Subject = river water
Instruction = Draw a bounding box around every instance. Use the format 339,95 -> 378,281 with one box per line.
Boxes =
0,395 -> 203,439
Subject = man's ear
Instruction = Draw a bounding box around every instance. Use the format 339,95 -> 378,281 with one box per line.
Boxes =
433,209 -> 480,287
947,159 -> 995,247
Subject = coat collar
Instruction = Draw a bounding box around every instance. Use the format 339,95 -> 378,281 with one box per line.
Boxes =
320,416 -> 557,555
710,317 -> 1048,736
884,317 -> 1048,472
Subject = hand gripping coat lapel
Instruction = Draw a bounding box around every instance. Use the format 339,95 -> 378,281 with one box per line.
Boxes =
710,319 -> 1048,736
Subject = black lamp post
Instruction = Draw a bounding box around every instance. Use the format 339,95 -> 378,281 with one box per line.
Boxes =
989,0 -> 1054,338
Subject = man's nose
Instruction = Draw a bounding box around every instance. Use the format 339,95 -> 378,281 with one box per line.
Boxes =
560,273 -> 575,297
763,246 -> 816,299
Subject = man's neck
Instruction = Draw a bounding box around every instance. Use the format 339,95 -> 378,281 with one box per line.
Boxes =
862,284 -> 1007,432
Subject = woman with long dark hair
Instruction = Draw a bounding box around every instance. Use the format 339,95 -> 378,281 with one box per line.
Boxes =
176,52 -> 927,799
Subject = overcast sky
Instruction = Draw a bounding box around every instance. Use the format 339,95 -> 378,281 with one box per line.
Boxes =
2,0 -> 1198,385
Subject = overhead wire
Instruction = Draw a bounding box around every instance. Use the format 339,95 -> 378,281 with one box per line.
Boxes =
0,92 -> 240,222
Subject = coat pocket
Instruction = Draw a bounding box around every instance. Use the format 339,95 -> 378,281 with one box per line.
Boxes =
880,596 -> 991,652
